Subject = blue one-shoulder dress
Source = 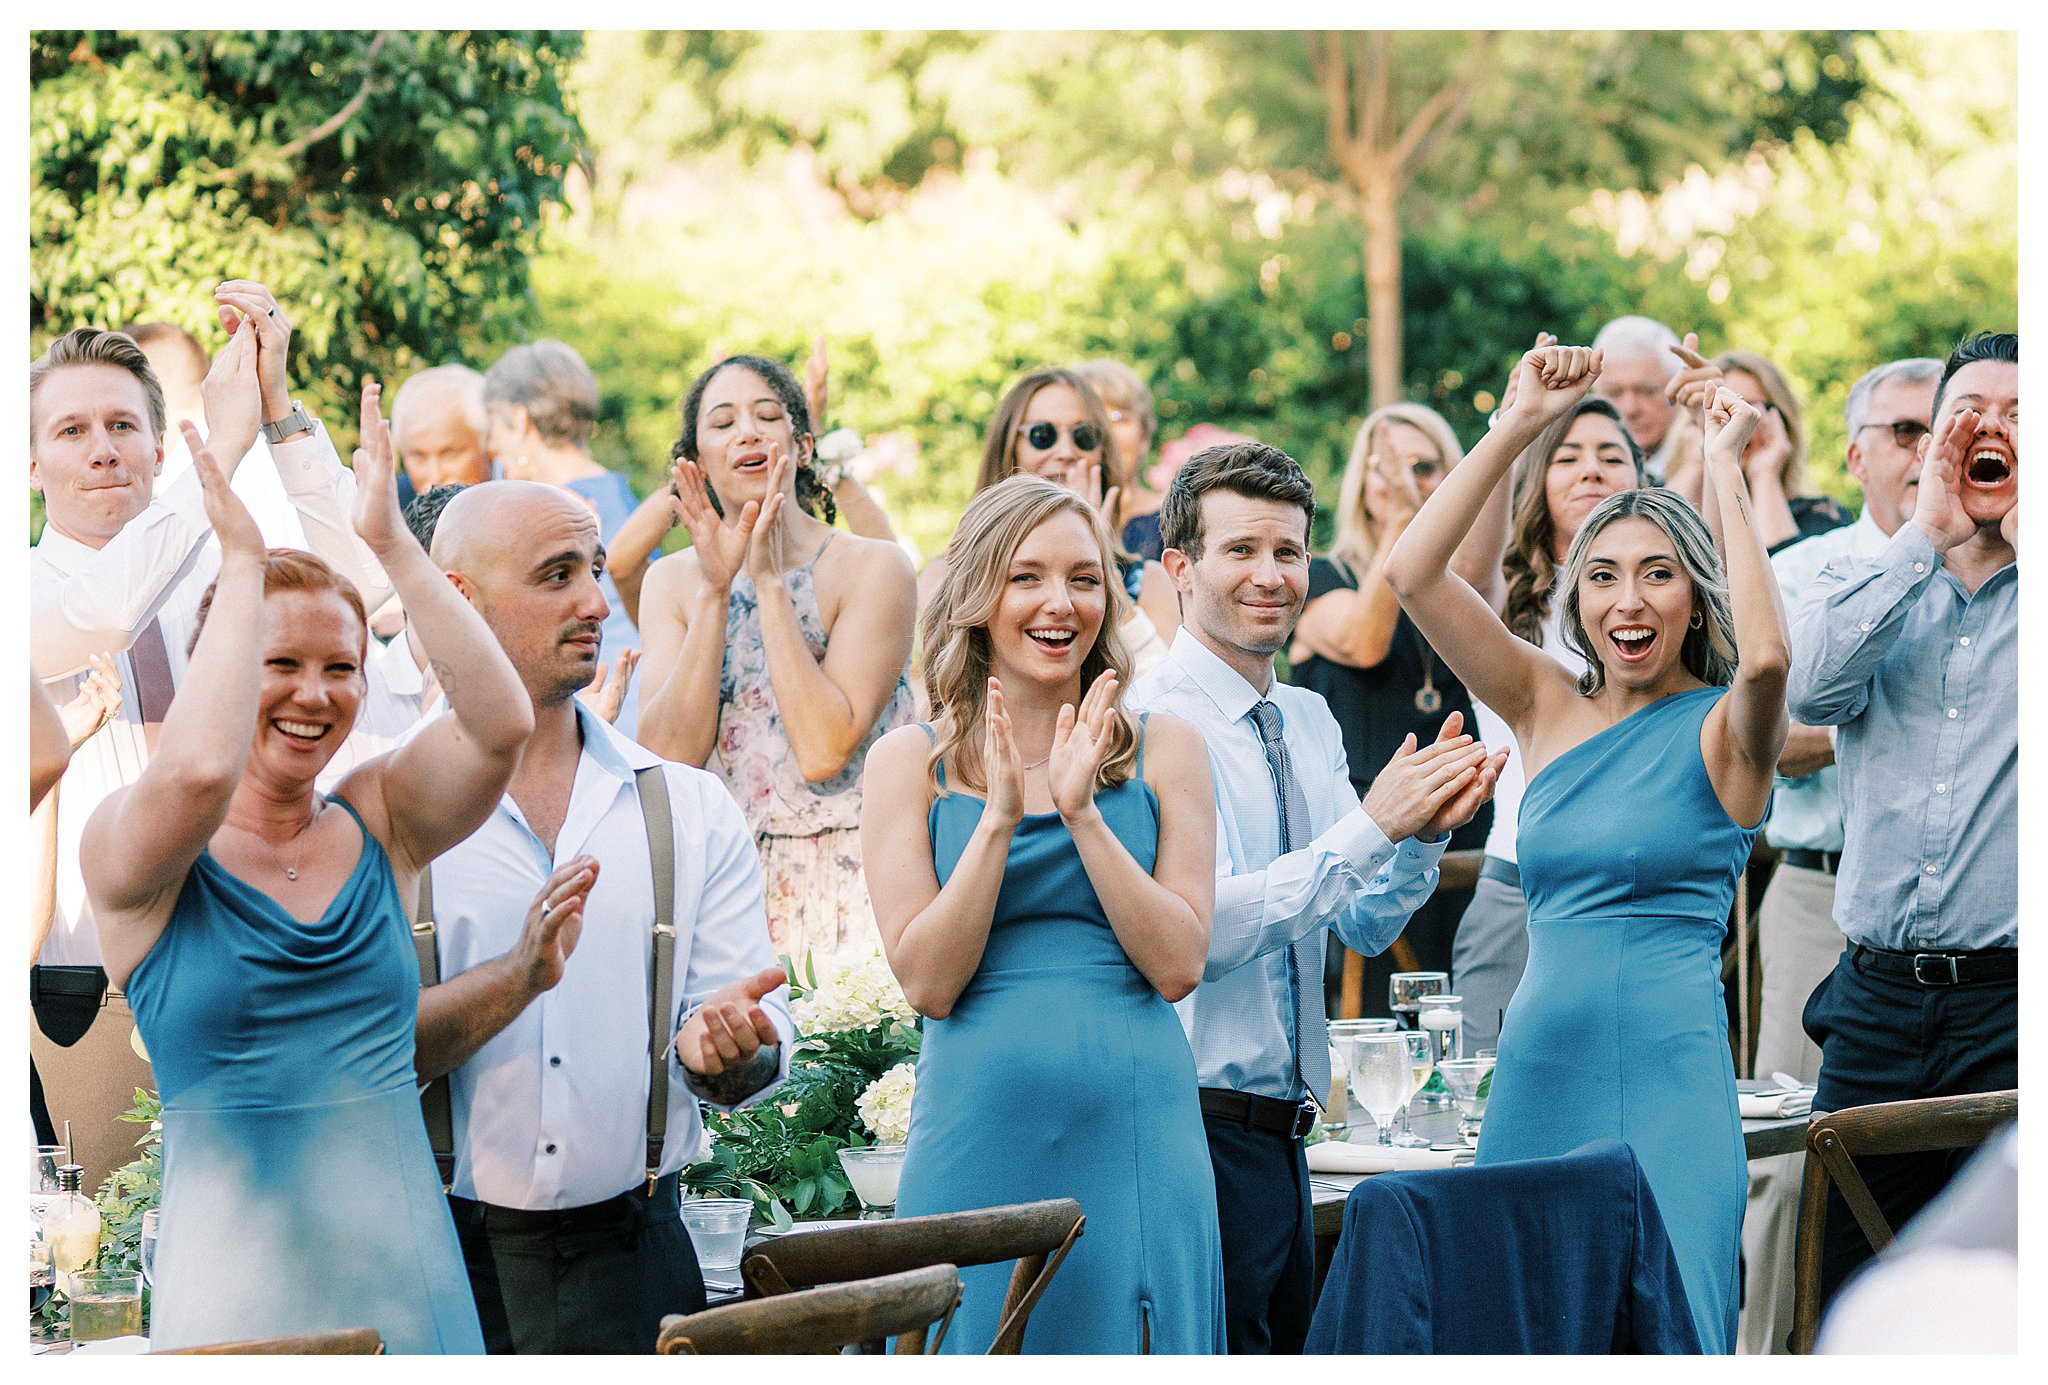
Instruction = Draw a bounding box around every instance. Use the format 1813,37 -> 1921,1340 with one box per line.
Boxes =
892,724 -> 1224,1353
1475,687 -> 1755,1352
126,796 -> 483,1353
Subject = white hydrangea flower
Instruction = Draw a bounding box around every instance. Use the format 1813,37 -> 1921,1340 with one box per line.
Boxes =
855,1062 -> 917,1145
792,952 -> 918,1035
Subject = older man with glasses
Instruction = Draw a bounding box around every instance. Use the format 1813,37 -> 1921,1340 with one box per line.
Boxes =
1735,355 -> 1942,1353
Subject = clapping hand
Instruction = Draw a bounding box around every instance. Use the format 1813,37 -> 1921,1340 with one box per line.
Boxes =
981,676 -> 1027,828
511,855 -> 598,997
1500,344 -> 1602,432
670,455 -> 763,593
1420,732 -> 1509,839
350,380 -> 410,556
213,280 -> 296,425
197,320 -> 262,465
1049,670 -> 1119,825
578,648 -> 642,724
743,452 -> 793,585
186,421 -> 264,562
1358,712 -> 1492,843
1911,407 -> 1984,553
1701,385 -> 1761,467
677,965 -> 788,1088
59,653 -> 123,749
1081,461 -> 1122,530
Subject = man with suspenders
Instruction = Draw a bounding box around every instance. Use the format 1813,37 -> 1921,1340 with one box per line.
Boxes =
408,480 -> 792,1354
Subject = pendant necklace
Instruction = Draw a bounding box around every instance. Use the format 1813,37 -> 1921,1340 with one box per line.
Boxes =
1408,621 -> 1444,716
232,799 -> 322,881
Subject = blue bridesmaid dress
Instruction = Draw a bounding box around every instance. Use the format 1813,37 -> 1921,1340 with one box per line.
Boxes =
893,723 -> 1224,1353
1475,686 -> 1755,1352
126,796 -> 484,1353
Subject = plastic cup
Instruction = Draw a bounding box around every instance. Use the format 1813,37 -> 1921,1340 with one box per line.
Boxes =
678,1198 -> 753,1289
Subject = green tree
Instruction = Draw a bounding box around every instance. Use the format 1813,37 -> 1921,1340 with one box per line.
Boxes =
31,29 -> 587,437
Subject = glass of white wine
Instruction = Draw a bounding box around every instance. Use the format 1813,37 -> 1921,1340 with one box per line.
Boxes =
1393,1030 -> 1435,1147
1347,1035 -> 1411,1148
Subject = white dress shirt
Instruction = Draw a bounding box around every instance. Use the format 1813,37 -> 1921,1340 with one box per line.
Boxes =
1130,632 -> 1446,1099
411,702 -> 795,1209
31,422 -> 393,966
158,429 -> 310,551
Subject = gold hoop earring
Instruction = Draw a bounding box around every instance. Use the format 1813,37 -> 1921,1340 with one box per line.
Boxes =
1689,610 -> 1704,630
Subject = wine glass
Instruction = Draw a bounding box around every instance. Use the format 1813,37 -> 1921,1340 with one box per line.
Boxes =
1392,1030 -> 1436,1147
30,1232 -> 55,1326
1388,972 -> 1448,1031
1323,1019 -> 1398,1135
1346,1035 -> 1410,1147
139,1210 -> 158,1290
1439,1056 -> 1497,1144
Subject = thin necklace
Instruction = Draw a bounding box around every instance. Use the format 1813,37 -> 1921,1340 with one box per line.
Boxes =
229,798 -> 323,881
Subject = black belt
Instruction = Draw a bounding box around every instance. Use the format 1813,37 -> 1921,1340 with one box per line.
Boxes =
1781,849 -> 1840,875
1478,855 -> 1520,890
1199,1087 -> 1317,1140
453,1172 -> 681,1235
1851,945 -> 2017,987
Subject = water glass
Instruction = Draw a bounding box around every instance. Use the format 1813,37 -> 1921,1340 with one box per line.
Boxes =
836,1144 -> 908,1220
138,1210 -> 159,1290
30,1233 -> 55,1326
67,1270 -> 143,1343
1347,1035 -> 1411,1147
1324,1020 -> 1398,1133
678,1198 -> 754,1291
1388,972 -> 1449,1030
1419,993 -> 1464,1064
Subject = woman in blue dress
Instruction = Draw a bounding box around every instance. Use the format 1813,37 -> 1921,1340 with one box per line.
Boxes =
861,475 -> 1225,1353
1386,348 -> 1791,1352
84,385 -> 540,1352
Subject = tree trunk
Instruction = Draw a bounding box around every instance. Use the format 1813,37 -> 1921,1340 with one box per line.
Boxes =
1360,167 -> 1403,410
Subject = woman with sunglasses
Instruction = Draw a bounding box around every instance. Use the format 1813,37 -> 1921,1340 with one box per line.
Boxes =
637,354 -> 918,974
1288,403 -> 1494,1000
917,368 -> 1181,674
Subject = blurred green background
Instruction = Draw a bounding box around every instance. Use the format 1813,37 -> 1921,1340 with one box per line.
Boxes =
30,30 -> 2017,556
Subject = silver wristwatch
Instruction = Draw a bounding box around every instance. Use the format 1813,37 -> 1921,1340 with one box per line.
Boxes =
260,400 -> 314,444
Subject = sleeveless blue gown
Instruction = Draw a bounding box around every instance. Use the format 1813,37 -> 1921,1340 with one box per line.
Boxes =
1474,687 -> 1755,1353
893,725 -> 1225,1353
126,796 -> 484,1353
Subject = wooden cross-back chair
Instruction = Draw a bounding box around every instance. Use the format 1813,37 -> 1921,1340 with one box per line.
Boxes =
740,1197 -> 1084,1354
1790,1089 -> 2018,1354
657,1264 -> 961,1355
155,1326 -> 385,1354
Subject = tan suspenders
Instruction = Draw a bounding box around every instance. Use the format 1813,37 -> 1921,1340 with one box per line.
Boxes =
413,765 -> 679,1194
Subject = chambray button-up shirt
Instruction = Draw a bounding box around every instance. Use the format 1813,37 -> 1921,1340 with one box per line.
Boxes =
1131,633 -> 1445,1100
1785,523 -> 2017,951
1764,511 -> 1892,854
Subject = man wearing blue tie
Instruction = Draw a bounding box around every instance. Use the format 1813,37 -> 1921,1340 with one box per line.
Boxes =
1131,441 -> 1506,1353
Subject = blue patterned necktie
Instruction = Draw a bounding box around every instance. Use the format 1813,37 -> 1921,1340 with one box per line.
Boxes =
1247,699 -> 1330,1106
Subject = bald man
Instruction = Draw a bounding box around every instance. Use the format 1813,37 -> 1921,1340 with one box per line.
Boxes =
405,482 -> 794,1354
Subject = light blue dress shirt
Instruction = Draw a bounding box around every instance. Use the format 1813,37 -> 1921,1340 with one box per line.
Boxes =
1764,511 -> 1892,853
1130,632 -> 1446,1100
1786,523 -> 2017,951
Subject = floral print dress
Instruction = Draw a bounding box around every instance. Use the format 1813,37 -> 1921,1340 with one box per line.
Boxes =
708,533 -> 915,974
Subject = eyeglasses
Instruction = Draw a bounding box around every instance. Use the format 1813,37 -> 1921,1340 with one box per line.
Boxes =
1020,421 -> 1103,453
1856,419 -> 1931,448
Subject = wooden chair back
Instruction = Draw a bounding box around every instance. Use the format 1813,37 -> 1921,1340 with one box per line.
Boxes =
740,1198 -> 1084,1354
656,1264 -> 961,1355
1790,1089 -> 2017,1353
155,1326 -> 385,1354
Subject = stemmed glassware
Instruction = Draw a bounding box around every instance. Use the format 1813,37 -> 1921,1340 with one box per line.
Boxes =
1388,972 -> 1448,1031
139,1210 -> 159,1292
1346,1035 -> 1411,1147
1324,1019 -> 1399,1135
1438,1056 -> 1497,1145
1392,1030 -> 1436,1147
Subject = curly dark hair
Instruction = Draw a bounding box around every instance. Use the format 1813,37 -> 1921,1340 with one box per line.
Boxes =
672,354 -> 836,525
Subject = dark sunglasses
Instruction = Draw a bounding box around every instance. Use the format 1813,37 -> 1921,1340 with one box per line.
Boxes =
1020,421 -> 1103,453
1857,419 -> 1931,448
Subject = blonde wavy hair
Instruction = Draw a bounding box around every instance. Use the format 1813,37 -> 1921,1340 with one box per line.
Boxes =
918,476 -> 1138,798
1328,403 -> 1465,582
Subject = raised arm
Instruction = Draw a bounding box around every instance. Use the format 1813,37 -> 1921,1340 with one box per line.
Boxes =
861,688 -> 1020,1019
1385,345 -> 1603,729
334,381 -> 533,874
635,456 -> 756,764
30,673 -> 72,812
1053,688 -> 1212,1002
1293,458 -> 1423,668
600,483 -> 679,628
1697,386 -> 1791,827
83,427 -> 267,988
748,455 -> 917,782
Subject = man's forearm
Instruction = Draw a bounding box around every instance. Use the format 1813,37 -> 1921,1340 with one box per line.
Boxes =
1777,722 -> 1836,779
681,1042 -> 782,1107
414,957 -> 541,1083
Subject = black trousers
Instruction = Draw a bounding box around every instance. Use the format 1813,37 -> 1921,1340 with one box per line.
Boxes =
1801,948 -> 2017,1318
448,1173 -> 707,1354
1203,1114 -> 1315,1354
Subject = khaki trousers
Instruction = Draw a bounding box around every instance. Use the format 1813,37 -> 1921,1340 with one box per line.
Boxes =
1737,863 -> 1844,1354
